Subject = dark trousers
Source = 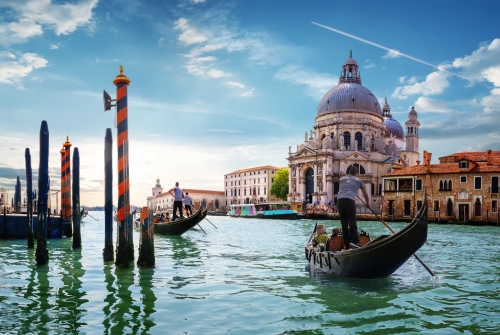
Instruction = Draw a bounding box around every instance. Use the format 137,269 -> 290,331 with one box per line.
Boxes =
185,205 -> 192,216
337,198 -> 359,248
173,200 -> 183,220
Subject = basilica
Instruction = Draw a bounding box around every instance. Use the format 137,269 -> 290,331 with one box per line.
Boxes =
287,51 -> 421,213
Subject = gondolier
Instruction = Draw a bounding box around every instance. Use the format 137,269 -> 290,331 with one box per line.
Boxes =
337,166 -> 370,249
184,192 -> 193,216
173,182 -> 184,220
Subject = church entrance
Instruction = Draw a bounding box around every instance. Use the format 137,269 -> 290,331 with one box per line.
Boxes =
305,168 -> 314,203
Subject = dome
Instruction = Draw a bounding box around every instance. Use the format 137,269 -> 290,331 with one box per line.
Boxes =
384,116 -> 404,139
317,83 -> 382,116
344,57 -> 358,65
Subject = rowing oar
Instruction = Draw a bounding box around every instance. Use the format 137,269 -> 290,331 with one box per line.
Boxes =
204,217 -> 218,229
356,195 -> 435,277
168,191 -> 207,235
86,212 -> 99,222
307,222 -> 318,245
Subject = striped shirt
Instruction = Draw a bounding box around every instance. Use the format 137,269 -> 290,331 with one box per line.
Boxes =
338,175 -> 365,200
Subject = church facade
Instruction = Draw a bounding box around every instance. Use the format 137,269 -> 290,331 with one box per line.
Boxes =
287,52 -> 421,213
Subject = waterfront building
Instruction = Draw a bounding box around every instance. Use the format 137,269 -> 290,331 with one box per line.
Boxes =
147,179 -> 225,212
382,150 -> 500,223
287,51 -> 421,213
224,165 -> 281,206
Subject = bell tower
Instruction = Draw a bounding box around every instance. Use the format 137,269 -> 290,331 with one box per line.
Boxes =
405,106 -> 420,152
338,50 -> 362,85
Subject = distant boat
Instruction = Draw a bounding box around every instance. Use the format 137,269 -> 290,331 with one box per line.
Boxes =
305,195 -> 428,279
228,203 -> 297,220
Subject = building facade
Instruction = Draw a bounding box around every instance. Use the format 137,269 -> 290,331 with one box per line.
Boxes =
147,179 -> 225,212
224,165 -> 281,206
287,51 -> 421,213
382,150 -> 500,223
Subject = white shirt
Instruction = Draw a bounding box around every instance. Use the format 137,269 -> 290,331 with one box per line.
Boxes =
338,175 -> 365,200
184,195 -> 191,206
174,186 -> 183,201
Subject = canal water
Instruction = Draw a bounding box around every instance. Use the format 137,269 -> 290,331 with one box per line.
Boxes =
0,212 -> 499,334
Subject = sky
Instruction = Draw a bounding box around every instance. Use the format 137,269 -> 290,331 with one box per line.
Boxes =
1,0 -> 500,207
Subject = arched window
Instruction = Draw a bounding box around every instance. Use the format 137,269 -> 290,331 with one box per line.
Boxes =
439,180 -> 443,190
474,198 -> 481,216
343,131 -> 351,149
215,199 -> 219,209
371,182 -> 375,195
346,164 -> 365,175
444,180 -> 448,190
448,180 -> 452,190
446,198 -> 453,216
355,132 -> 363,150
334,182 -> 339,194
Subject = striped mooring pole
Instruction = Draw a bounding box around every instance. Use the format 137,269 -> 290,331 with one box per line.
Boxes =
25,148 -> 34,248
15,176 -> 21,214
35,121 -> 49,265
72,148 -> 81,249
113,65 -> 134,266
63,136 -> 72,236
137,207 -> 155,267
103,128 -> 114,261
60,145 -> 65,223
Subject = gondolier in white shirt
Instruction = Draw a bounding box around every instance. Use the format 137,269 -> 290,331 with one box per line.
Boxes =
173,182 -> 184,220
337,166 -> 370,249
184,192 -> 193,216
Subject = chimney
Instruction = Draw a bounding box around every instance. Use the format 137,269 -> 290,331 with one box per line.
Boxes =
487,149 -> 492,165
416,160 -> 420,165
426,152 -> 432,172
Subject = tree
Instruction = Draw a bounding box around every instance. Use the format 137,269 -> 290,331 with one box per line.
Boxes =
270,168 -> 289,201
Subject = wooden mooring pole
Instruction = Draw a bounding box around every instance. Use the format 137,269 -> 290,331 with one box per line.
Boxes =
103,128 -> 114,261
137,207 -> 155,267
72,148 -> 81,249
25,148 -> 34,248
35,121 -> 49,265
63,136 -> 73,237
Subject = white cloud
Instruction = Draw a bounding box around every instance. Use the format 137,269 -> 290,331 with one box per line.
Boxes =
414,96 -> 479,114
192,0 -> 206,2
275,65 -> 337,100
241,88 -> 254,97
0,51 -> 16,59
383,49 -> 402,59
363,63 -> 375,69
0,52 -> 48,88
0,0 -> 98,46
174,18 -> 208,45
398,76 -> 406,83
207,68 -> 226,77
392,70 -> 450,99
227,81 -> 245,89
481,88 -> 500,114
50,43 -> 59,49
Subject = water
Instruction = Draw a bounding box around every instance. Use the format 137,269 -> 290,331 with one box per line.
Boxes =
0,212 -> 499,334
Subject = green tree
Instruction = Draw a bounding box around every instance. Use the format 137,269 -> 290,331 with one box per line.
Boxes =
270,168 -> 289,200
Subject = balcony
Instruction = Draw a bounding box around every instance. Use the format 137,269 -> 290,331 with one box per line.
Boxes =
384,188 -> 413,193
489,186 -> 499,194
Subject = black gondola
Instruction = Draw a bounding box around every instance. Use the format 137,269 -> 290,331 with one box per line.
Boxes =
305,195 -> 428,279
153,207 -> 208,235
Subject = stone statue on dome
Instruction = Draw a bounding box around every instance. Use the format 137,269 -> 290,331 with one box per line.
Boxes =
354,139 -> 358,151
322,134 -> 332,149
339,134 -> 345,150
305,132 -> 308,142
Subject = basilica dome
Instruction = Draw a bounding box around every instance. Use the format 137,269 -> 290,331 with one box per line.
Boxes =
317,83 -> 383,116
384,115 -> 404,139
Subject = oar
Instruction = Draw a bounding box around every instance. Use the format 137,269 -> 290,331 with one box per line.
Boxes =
307,222 -> 318,245
355,195 -> 435,277
86,212 -> 99,222
204,217 -> 218,229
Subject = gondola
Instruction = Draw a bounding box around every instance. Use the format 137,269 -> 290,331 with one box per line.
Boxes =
305,196 -> 428,279
153,207 -> 208,235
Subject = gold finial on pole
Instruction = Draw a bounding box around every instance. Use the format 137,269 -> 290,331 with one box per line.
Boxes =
120,65 -> 124,75
349,49 -> 352,58
66,135 -> 69,142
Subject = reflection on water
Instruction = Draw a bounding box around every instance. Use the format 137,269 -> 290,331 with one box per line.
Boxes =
1,213 -> 500,334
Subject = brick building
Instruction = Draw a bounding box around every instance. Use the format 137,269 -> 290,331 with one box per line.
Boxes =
382,150 -> 500,223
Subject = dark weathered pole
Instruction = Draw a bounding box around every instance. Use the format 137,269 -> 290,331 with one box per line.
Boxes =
25,148 -> 34,248
35,121 -> 49,265
72,148 -> 81,249
63,137 -> 73,236
60,145 -> 65,224
113,65 -> 134,266
103,128 -> 114,261
15,176 -> 21,213
137,207 -> 155,267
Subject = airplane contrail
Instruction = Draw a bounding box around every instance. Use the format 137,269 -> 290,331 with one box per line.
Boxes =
312,22 -> 446,72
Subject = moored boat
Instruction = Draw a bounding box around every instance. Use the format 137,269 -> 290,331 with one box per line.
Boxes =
305,196 -> 428,279
228,203 -> 297,220
153,207 -> 208,235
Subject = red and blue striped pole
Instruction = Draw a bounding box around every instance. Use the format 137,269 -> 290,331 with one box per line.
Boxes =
113,65 -> 133,266
63,136 -> 72,236
60,145 -> 65,222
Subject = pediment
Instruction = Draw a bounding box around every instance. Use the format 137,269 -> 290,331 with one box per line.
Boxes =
343,151 -> 370,160
295,147 -> 317,157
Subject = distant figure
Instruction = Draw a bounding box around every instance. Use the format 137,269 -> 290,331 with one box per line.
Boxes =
184,192 -> 193,216
173,182 -> 184,220
337,166 -> 370,249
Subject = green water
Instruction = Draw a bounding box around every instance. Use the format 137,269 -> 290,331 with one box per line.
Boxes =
1,212 -> 499,334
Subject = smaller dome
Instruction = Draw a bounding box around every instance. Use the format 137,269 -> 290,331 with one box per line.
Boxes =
344,57 -> 358,66
409,106 -> 417,116
384,116 -> 404,139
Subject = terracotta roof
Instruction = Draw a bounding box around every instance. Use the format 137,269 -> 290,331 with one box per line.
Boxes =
383,161 -> 500,177
167,188 -> 224,195
439,151 -> 500,162
226,165 -> 281,175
